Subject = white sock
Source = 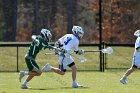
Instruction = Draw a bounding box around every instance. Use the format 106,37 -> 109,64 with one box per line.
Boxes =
24,71 -> 29,75
22,81 -> 27,85
73,81 -> 76,83
122,75 -> 127,79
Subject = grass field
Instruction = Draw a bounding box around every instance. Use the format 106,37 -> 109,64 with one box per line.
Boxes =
0,44 -> 138,93
0,71 -> 140,93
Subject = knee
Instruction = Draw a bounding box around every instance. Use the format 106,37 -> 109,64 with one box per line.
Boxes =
71,65 -> 77,71
130,67 -> 136,70
36,71 -> 42,76
38,73 -> 42,76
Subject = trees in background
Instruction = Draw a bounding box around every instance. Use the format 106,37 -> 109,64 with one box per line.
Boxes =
0,0 -> 140,43
1,0 -> 17,41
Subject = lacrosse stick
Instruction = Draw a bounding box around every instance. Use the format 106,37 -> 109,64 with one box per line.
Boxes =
45,46 -> 87,62
70,53 -> 87,63
84,47 -> 113,54
77,57 -> 87,62
44,53 -> 54,55
134,30 -> 140,37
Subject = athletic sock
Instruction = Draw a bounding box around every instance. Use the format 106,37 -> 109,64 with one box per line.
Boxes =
73,81 -> 76,83
24,71 -> 29,75
122,75 -> 127,79
22,80 -> 27,85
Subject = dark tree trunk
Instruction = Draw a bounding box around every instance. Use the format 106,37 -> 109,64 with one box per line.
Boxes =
32,0 -> 39,35
2,0 -> 17,41
67,0 -> 74,34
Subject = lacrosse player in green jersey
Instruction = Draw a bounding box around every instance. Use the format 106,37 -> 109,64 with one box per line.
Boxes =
19,29 -> 52,89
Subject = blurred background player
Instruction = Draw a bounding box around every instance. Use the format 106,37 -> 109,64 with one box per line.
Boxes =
42,26 -> 85,88
19,29 -> 52,89
120,30 -> 140,84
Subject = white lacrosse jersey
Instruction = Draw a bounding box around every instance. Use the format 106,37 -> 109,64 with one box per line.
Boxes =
57,34 -> 79,68
133,37 -> 140,56
132,37 -> 140,67
58,34 -> 79,53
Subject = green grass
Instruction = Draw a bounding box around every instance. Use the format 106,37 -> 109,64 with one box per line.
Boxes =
0,44 -> 139,93
0,71 -> 140,93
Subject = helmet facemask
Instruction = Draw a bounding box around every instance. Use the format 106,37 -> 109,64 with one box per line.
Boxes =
77,31 -> 84,39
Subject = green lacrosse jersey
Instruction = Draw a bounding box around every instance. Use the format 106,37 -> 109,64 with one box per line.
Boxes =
27,35 -> 48,58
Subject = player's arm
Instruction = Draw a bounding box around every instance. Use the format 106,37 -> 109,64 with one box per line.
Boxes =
32,35 -> 40,46
136,47 -> 140,52
136,39 -> 140,52
74,43 -> 84,55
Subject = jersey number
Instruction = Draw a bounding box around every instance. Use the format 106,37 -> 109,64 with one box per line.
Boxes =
64,37 -> 72,45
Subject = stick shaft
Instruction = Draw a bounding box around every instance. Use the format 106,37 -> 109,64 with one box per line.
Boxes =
84,50 -> 101,52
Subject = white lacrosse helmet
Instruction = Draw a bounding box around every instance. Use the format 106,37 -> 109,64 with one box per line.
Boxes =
134,30 -> 140,37
40,29 -> 52,42
72,26 -> 84,39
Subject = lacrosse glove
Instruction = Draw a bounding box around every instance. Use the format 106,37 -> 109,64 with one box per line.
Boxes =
60,49 -> 67,56
78,49 -> 85,55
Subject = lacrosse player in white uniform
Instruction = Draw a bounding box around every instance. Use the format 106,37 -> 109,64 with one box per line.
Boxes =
120,30 -> 140,84
42,26 -> 85,88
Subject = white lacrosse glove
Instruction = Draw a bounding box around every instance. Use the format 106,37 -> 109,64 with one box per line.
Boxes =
78,49 -> 85,55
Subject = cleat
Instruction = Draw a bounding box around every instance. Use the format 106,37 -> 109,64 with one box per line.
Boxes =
42,64 -> 52,71
120,77 -> 127,84
21,84 -> 31,89
72,82 -> 82,88
19,71 -> 25,82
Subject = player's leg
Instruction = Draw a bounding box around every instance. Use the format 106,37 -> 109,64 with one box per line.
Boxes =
122,66 -> 136,79
68,62 -> 77,81
21,58 -> 42,89
68,62 -> 82,88
51,65 -> 65,75
42,55 -> 66,75
25,70 -> 42,82
42,63 -> 65,75
19,71 -> 28,82
120,66 -> 136,84
120,56 -> 139,84
19,58 -> 31,82
21,70 -> 42,89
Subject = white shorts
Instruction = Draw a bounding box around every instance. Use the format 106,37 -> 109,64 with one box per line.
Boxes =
132,55 -> 140,67
58,54 -> 74,70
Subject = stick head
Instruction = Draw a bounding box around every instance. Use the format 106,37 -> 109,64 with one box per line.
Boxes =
134,30 -> 140,37
102,47 -> 113,54
79,58 -> 87,62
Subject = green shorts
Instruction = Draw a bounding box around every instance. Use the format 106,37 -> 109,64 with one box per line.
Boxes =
25,57 -> 39,72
